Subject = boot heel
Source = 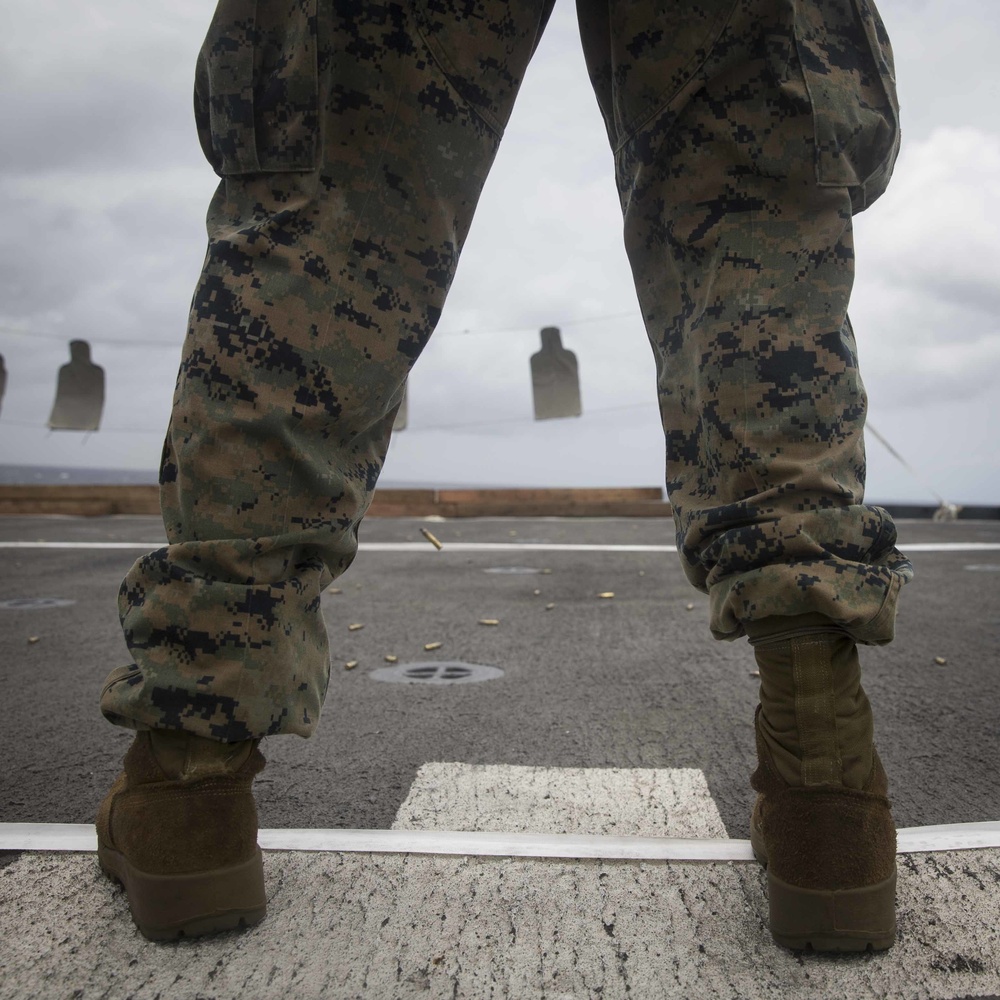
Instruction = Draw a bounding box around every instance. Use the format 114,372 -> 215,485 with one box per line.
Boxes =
99,844 -> 267,940
766,866 -> 896,952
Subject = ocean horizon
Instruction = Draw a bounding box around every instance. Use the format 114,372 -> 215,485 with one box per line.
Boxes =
0,464 -> 159,485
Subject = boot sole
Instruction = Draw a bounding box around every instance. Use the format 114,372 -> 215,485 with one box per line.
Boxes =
751,827 -> 895,952
98,843 -> 267,941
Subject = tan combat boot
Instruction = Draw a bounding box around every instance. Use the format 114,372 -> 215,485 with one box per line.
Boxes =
96,729 -> 267,941
747,614 -> 896,952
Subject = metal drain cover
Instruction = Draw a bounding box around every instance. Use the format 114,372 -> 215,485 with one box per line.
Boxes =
483,567 -> 541,575
0,598 -> 76,610
369,661 -> 504,685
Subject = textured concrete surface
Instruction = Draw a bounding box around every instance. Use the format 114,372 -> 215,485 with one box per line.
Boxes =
2,760 -> 999,999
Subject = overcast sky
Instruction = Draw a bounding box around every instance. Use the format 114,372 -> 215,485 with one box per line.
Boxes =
1,0 -> 998,504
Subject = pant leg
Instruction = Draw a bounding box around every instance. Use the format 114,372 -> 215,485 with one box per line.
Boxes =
102,0 -> 555,741
577,0 -> 912,643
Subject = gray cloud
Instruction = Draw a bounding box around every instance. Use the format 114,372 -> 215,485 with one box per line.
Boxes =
0,85 -> 195,175
0,196 -> 91,316
0,1 -> 205,175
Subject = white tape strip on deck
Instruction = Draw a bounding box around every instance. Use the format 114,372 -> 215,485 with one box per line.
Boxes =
1,823 -> 998,857
2,764 -> 998,858
2,822 -> 998,859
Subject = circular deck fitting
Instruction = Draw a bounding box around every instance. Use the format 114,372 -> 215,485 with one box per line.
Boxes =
369,661 -> 504,686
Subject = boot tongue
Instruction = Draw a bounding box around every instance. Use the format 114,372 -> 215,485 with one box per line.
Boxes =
148,730 -> 253,780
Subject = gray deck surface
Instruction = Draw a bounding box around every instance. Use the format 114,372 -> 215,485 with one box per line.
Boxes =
1,515 -> 998,999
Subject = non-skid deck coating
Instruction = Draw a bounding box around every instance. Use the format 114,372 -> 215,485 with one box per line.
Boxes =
1,515 -> 998,998
2,764 -> 999,1000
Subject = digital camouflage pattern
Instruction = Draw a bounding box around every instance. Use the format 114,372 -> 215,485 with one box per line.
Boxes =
102,0 -> 912,742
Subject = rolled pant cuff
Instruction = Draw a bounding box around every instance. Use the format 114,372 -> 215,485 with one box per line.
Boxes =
710,554 -> 910,646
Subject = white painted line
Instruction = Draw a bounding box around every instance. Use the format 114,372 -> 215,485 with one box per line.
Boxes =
2,541 -> 999,554
895,821 -> 1000,853
0,542 -> 164,549
367,542 -> 676,552
263,829 -> 756,860
0,541 -> 678,552
392,763 -> 731,838
901,542 -> 1000,553
0,823 -> 97,852
2,821 -> 997,858
382,540 -> 998,555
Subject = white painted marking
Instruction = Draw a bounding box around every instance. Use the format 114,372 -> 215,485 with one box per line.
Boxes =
2,540 -> 1000,554
1,821 -> 998,857
894,820 -> 1000,853
391,764 -> 729,838
0,541 -> 677,552
276,829 -> 754,860
902,542 -> 1000,552
367,542 -> 676,552
366,542 -> 1000,555
0,542 -> 162,549
0,823 -> 96,852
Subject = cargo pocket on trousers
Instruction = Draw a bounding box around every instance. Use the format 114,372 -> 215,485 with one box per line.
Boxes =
194,0 -> 319,175
412,0 -> 555,137
794,0 -> 900,213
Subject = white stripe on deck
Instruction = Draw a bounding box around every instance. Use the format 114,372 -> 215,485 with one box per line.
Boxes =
2,821 -> 996,857
2,540 -> 999,553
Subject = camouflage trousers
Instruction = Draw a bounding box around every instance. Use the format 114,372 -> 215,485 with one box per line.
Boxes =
102,0 -> 913,741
